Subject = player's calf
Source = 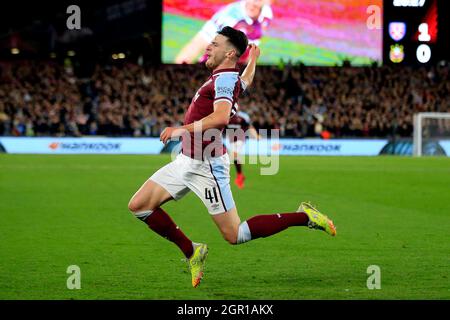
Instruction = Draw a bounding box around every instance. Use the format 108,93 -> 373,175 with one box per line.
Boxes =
218,221 -> 253,245
211,208 -> 241,245
220,227 -> 239,245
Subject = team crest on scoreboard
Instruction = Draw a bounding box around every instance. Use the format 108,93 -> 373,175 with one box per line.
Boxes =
389,22 -> 406,41
390,44 -> 405,63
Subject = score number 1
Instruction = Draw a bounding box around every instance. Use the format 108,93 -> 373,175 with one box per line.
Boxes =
416,23 -> 431,63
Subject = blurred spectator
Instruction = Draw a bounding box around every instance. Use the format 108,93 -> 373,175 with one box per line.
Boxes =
0,60 -> 449,138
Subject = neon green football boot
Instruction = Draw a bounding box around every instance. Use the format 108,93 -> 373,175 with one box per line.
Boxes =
298,202 -> 337,237
188,243 -> 208,288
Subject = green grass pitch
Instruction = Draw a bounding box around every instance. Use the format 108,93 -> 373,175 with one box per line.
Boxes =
0,154 -> 449,299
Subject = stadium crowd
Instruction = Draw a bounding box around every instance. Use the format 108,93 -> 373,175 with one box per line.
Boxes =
0,60 -> 449,138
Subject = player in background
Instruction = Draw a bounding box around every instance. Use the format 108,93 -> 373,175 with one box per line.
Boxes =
128,27 -> 336,289
175,0 -> 272,64
226,109 -> 260,189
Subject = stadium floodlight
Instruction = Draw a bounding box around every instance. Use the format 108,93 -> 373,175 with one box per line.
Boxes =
413,112 -> 450,156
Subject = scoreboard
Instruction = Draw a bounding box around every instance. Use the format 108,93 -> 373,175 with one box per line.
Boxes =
383,0 -> 442,65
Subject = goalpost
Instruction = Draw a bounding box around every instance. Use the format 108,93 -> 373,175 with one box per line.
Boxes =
413,112 -> 450,156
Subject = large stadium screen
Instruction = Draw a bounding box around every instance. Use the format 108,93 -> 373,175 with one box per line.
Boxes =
162,0 -> 383,66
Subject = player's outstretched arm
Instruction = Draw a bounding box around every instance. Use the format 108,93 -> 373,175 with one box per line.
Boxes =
240,44 -> 260,88
175,33 -> 209,64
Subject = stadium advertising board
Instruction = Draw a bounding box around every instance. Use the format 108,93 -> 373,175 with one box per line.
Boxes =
0,137 -> 164,154
438,140 -> 450,156
239,139 -> 389,156
2,138 -> 449,156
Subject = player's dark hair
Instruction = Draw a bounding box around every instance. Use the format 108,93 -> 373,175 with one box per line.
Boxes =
218,26 -> 248,58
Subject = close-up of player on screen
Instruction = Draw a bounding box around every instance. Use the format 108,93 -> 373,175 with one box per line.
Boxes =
175,0 -> 273,64
128,26 -> 336,289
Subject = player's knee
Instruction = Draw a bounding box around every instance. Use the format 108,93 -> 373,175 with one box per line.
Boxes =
128,198 -> 153,214
128,199 -> 154,221
127,198 -> 142,213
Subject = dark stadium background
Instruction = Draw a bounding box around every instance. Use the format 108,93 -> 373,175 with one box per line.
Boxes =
1,1 -> 448,68
0,1 -> 162,73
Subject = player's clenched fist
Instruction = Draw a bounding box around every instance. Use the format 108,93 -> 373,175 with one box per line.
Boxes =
248,44 -> 260,60
160,127 -> 187,144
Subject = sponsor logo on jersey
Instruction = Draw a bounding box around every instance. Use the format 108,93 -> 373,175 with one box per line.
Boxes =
216,85 -> 234,97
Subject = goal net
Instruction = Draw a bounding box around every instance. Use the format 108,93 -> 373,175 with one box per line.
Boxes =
413,112 -> 450,156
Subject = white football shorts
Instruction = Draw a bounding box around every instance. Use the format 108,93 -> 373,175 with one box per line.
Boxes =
150,153 -> 235,215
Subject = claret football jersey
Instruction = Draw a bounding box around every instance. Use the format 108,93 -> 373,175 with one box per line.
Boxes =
182,67 -> 247,159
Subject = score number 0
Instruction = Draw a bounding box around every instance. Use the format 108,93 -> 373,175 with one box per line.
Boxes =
416,23 -> 431,63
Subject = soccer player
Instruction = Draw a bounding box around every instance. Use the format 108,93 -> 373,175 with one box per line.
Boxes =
226,109 -> 260,189
175,0 -> 273,64
128,27 -> 336,288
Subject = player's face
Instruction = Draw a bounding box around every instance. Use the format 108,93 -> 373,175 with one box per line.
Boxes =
205,35 -> 232,70
245,0 -> 265,19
